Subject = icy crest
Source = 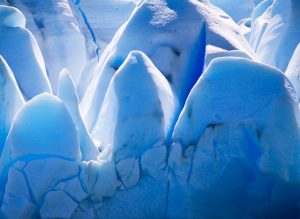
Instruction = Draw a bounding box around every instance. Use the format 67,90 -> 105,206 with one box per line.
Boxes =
0,0 -> 300,218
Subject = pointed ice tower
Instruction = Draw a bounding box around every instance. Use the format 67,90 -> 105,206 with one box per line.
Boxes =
58,68 -> 99,161
0,56 -> 24,154
168,57 -> 300,218
93,51 -> 178,162
81,0 -> 253,130
93,51 -> 175,218
254,0 -> 300,71
0,6 -> 52,100
173,57 -> 300,181
0,94 -> 81,207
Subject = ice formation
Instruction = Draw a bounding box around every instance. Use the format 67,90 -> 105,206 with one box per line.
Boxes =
81,0 -> 254,130
93,51 -> 178,162
58,69 -> 99,161
0,0 -> 300,218
0,5 -> 52,100
286,43 -> 300,102
253,0 -> 300,71
0,56 -> 24,155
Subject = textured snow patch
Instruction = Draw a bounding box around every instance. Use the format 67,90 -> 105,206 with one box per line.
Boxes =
147,0 -> 178,27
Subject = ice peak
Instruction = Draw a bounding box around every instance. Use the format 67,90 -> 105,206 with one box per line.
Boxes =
0,6 -> 26,29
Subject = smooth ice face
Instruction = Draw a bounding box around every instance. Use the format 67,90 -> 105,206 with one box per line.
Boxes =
58,69 -> 99,161
0,5 -> 25,28
8,93 -> 81,161
209,0 -> 255,22
254,0 -> 300,71
286,43 -> 300,102
173,57 -> 300,182
0,6 -> 52,100
249,0 -> 273,51
93,51 -> 178,162
205,45 -> 253,68
0,56 -> 24,154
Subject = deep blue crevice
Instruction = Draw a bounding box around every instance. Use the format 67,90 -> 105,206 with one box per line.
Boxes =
74,0 -> 100,60
164,20 -> 207,218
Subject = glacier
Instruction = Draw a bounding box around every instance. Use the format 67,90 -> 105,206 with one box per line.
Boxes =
0,5 -> 52,100
0,0 -> 300,218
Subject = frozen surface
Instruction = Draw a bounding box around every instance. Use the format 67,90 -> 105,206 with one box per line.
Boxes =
0,0 -> 300,218
286,43 -> 300,102
0,93 -> 81,216
254,0 -> 300,71
73,0 -> 139,54
3,0 -> 87,93
93,51 -> 178,162
173,57 -> 300,182
58,69 -> 99,161
0,56 -> 24,155
0,5 -> 52,100
209,0 -> 255,22
7,93 -> 80,161
169,57 -> 300,218
81,0 -> 253,129
249,0 -> 273,51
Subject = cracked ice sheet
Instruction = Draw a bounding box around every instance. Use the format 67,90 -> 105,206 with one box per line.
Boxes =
94,145 -> 168,218
40,190 -> 78,218
1,166 -> 37,219
168,123 -> 300,219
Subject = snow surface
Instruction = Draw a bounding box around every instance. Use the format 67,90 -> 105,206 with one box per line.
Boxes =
0,0 -> 300,218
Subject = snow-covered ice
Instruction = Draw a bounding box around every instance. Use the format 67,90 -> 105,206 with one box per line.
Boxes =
0,0 -> 300,218
0,56 -> 24,154
0,5 -> 52,100
93,51 -> 178,162
253,0 -> 300,71
286,43 -> 300,102
169,57 -> 300,218
58,69 -> 99,161
81,0 -> 254,130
